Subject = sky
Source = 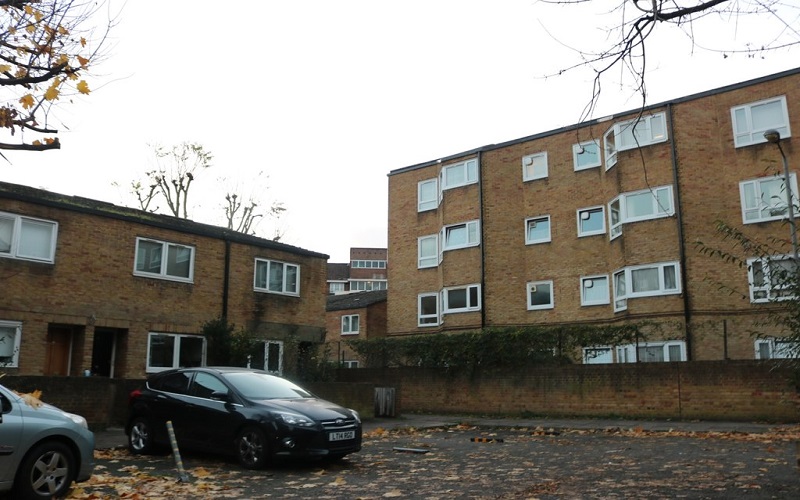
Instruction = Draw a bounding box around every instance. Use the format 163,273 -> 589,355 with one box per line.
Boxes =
2,1 -> 799,262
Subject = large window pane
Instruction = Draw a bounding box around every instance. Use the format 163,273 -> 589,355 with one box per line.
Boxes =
448,289 -> 467,309
148,334 -> 175,368
285,265 -> 298,293
631,267 -> 659,293
0,217 -> 14,253
268,261 -> 284,292
179,336 -> 204,368
18,219 -> 55,260
166,245 -> 191,278
136,240 -> 163,274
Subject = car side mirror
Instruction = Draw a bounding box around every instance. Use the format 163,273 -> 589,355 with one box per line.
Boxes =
210,390 -> 230,402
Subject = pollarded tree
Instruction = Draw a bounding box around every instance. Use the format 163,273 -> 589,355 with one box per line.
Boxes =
543,0 -> 800,120
0,0 -> 113,152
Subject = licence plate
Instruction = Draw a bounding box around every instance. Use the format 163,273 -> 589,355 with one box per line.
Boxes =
329,430 -> 355,441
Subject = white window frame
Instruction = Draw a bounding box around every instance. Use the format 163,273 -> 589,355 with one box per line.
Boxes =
522,152 -> 548,181
418,178 -> 439,212
254,258 -> 300,296
134,237 -> 195,283
0,211 -> 58,263
442,220 -> 480,251
527,280 -> 554,310
329,281 -> 346,294
739,173 -> 799,224
0,320 -> 22,368
582,346 -> 613,364
616,341 -> 686,363
613,261 -> 681,312
604,112 -> 668,168
580,275 -> 610,306
442,284 -> 481,314
349,279 -> 387,291
146,332 -> 206,373
525,215 -> 551,245
441,158 -> 479,191
731,95 -> 791,148
418,234 -> 440,268
608,186 -> 674,239
747,255 -> 798,303
755,338 -> 799,359
341,314 -> 360,335
418,293 -> 440,327
342,360 -> 360,368
573,140 -> 602,171
577,206 -> 606,237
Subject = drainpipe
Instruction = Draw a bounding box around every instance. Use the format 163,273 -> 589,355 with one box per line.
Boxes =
667,103 -> 693,360
222,236 -> 231,319
478,149 -> 486,329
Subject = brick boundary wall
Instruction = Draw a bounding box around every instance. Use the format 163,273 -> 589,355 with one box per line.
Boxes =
2,360 -> 798,427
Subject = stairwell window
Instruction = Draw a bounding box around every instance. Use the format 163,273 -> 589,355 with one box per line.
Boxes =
527,280 -> 554,310
418,293 -> 440,326
134,237 -> 194,282
418,178 -> 439,212
731,95 -> 790,148
573,140 -> 601,171
442,220 -> 480,251
740,174 -> 799,224
525,216 -> 551,245
0,212 -> 58,263
441,158 -> 478,190
522,152 -> 548,181
443,284 -> 481,313
254,258 -> 300,295
603,112 -> 668,168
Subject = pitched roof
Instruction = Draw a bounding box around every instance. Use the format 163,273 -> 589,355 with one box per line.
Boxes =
327,290 -> 387,311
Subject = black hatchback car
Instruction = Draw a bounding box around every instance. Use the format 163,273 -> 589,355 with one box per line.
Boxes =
126,367 -> 362,468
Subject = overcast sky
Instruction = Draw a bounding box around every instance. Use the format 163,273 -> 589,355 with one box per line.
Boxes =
2,1 -> 798,262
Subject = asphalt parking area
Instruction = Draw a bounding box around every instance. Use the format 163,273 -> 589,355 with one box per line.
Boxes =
58,424 -> 800,499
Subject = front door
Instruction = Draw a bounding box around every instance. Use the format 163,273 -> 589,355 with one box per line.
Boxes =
44,326 -> 72,376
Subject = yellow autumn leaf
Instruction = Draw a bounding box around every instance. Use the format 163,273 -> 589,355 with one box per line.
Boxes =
8,26 -> 16,35
19,94 -> 35,109
56,53 -> 69,65
0,64 -> 10,73
32,140 -> 42,146
44,79 -> 60,101
80,37 -> 86,47
26,23 -> 35,34
58,25 -> 68,35
33,10 -> 43,22
23,4 -> 33,14
77,55 -> 89,67
44,137 -> 58,145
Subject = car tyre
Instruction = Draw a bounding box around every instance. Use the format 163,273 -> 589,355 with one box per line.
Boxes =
128,416 -> 155,454
235,427 -> 270,469
13,441 -> 75,500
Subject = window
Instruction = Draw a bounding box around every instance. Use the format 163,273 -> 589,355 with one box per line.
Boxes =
748,255 -> 798,303
604,112 -> 668,168
739,174 -> 799,224
525,216 -> 551,245
613,262 -> 681,312
608,186 -> 674,239
418,293 -> 440,327
441,158 -> 479,190
442,220 -> 480,251
134,238 -> 195,282
581,275 -> 610,306
351,260 -> 387,268
247,340 -> 285,374
350,280 -> 387,291
731,95 -> 791,148
522,152 -> 548,181
573,140 -> 601,171
443,284 -> 481,313
0,321 -> 22,368
418,178 -> 439,212
755,338 -> 799,359
0,212 -> 58,263
527,280 -> 554,310
342,360 -> 360,368
254,259 -> 299,295
616,341 -> 686,363
341,315 -> 359,335
190,372 -> 228,399
329,282 -> 346,294
577,206 -> 605,237
418,234 -> 439,268
146,333 -> 205,373
582,347 -> 613,364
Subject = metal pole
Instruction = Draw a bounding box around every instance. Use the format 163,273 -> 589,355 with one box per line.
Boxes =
764,130 -> 798,260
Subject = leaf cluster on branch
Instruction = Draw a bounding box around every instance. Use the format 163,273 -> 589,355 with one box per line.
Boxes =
0,0 -> 111,153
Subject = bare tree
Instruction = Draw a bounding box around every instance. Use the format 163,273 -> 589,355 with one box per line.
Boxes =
0,0 -> 115,153
222,171 -> 286,240
541,0 -> 800,120
130,142 -> 212,219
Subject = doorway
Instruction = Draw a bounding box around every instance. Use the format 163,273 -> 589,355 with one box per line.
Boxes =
91,328 -> 124,377
44,326 -> 73,376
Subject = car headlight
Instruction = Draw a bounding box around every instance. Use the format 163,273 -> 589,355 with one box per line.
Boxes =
275,411 -> 315,427
64,411 -> 89,429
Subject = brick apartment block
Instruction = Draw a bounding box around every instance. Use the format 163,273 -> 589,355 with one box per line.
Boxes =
387,67 -> 800,364
0,183 -> 328,378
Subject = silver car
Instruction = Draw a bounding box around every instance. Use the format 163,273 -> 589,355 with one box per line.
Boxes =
0,383 -> 95,500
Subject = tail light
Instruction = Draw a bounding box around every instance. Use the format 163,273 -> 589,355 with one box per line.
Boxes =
128,388 -> 142,405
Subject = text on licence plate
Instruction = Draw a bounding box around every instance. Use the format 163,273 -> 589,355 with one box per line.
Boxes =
329,430 -> 355,441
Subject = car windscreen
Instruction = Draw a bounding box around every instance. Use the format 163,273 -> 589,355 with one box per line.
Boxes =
222,372 -> 313,400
